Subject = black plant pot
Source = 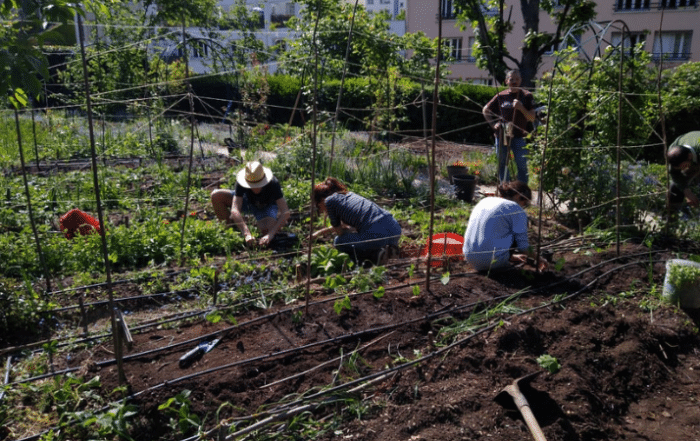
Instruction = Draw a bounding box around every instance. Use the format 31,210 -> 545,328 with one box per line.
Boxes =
453,174 -> 476,202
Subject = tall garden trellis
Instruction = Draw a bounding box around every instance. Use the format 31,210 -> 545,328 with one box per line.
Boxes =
535,18 -> 670,263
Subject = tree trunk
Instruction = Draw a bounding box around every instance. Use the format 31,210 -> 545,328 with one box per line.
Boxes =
519,0 -> 540,88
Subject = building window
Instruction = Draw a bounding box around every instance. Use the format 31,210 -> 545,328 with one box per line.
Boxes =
367,0 -> 374,4
442,37 -> 462,61
285,2 -> 295,15
380,0 -> 390,3
611,32 -> 647,53
653,31 -> 692,60
543,33 -> 581,56
466,36 -> 476,62
660,0 -> 697,8
441,0 -> 458,19
615,0 -> 650,10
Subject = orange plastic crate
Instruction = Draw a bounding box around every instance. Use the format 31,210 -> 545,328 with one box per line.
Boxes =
421,232 -> 464,267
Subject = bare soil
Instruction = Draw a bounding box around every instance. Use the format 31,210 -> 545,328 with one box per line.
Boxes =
5,140 -> 700,441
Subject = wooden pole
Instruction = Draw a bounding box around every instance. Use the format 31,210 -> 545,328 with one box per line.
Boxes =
77,13 -> 124,384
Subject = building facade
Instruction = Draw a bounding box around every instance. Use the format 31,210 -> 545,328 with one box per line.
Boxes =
406,0 -> 700,85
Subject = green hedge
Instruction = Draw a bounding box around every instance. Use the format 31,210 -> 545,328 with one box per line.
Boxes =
190,74 -> 498,144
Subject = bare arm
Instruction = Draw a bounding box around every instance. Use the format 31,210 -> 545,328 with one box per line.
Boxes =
230,196 -> 256,245
483,104 -> 501,130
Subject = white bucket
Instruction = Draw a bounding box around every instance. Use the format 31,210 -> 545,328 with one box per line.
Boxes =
663,259 -> 700,308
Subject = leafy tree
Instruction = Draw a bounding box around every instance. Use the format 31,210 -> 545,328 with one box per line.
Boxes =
455,0 -> 596,87
143,0 -> 217,27
0,0 -> 82,107
661,62 -> 700,141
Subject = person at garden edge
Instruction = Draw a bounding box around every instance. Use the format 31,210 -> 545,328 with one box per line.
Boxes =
667,131 -> 700,212
211,161 -> 290,247
483,69 -> 536,184
462,180 -> 546,272
312,177 -> 401,265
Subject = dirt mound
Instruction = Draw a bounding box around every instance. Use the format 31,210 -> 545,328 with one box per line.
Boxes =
59,241 -> 700,441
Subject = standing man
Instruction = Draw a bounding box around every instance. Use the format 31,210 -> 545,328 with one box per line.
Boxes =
211,161 -> 290,247
483,69 -> 537,184
667,131 -> 700,212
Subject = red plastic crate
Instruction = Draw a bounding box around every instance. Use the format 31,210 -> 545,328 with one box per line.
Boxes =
59,209 -> 102,239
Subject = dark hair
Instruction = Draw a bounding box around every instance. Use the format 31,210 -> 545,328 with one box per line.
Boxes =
505,69 -> 521,80
313,177 -> 348,204
497,180 -> 532,202
668,145 -> 692,168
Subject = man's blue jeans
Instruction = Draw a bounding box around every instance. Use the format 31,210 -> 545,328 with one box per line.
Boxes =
496,136 -> 529,184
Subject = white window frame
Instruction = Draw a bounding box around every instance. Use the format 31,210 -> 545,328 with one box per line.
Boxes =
443,37 -> 463,61
611,32 -> 647,52
653,31 -> 692,61
441,0 -> 457,19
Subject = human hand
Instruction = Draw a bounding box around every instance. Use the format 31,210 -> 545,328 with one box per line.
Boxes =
244,234 -> 256,246
686,191 -> 699,207
259,234 -> 273,247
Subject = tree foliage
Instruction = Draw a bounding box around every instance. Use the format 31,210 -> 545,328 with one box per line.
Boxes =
0,0 -> 84,107
455,0 -> 596,87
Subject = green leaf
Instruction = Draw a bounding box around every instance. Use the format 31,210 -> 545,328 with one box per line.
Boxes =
441,271 -> 450,285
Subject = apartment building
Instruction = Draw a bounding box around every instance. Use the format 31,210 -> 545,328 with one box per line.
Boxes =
357,0 -> 405,18
406,0 -> 700,85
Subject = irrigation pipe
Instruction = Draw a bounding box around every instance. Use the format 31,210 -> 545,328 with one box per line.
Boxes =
7,247 -> 665,386
259,331 -> 396,390
13,256 -> 659,441
210,257 -> 666,438
5,233 -> 626,360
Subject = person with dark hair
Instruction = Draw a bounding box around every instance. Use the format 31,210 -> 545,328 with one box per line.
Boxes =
667,131 -> 700,211
483,69 -> 537,184
211,161 -> 290,247
462,181 -> 545,272
312,177 -> 401,265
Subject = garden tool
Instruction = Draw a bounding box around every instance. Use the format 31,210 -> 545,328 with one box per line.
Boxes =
179,338 -> 222,368
497,122 -> 513,185
494,372 -> 547,441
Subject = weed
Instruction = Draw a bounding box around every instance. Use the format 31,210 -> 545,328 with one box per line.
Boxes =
158,389 -> 202,437
536,354 -> 561,374
333,295 -> 352,315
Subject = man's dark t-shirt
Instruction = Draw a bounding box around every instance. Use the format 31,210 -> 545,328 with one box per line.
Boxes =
234,177 -> 284,209
484,89 -> 534,138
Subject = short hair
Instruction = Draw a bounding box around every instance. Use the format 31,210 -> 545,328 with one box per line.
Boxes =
497,180 -> 532,202
505,69 -> 521,80
668,145 -> 692,168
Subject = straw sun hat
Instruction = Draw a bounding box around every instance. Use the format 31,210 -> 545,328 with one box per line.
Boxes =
237,161 -> 274,189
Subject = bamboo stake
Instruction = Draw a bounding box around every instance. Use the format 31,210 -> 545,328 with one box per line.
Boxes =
14,109 -> 52,294
76,13 -> 123,385
426,0 -> 443,291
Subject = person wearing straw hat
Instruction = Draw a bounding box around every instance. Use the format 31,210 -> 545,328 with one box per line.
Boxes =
667,131 -> 700,214
211,161 -> 290,247
462,181 -> 546,272
483,69 -> 537,185
312,177 -> 401,266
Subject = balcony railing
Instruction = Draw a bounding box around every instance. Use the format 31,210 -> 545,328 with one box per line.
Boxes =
651,51 -> 691,61
614,0 -> 697,11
